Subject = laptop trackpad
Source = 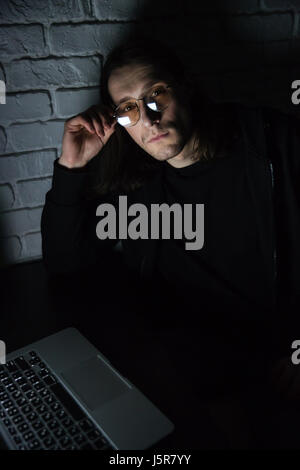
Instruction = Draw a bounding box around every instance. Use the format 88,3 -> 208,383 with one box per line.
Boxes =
60,356 -> 130,411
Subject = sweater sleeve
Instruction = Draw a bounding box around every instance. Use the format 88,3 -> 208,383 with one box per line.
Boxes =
41,159 -> 118,275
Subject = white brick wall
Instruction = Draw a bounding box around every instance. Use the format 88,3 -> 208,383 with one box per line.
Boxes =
0,0 -> 300,266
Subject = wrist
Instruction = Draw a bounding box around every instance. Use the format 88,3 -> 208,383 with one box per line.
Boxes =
58,155 -> 87,169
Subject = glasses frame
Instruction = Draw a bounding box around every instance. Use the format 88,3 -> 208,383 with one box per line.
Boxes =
112,84 -> 172,127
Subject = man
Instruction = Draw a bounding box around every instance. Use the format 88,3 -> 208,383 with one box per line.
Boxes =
41,36 -> 300,448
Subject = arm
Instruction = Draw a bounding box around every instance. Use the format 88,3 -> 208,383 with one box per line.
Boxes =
41,160 -> 118,275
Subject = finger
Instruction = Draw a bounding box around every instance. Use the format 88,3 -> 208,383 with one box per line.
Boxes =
89,111 -> 105,138
93,106 -> 116,129
104,117 -> 117,132
91,110 -> 117,137
88,108 -> 110,134
68,114 -> 95,134
106,116 -> 117,128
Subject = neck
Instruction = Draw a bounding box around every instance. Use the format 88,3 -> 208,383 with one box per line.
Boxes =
166,129 -> 200,169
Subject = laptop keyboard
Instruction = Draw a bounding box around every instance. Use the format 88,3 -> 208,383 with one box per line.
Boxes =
0,351 -> 113,450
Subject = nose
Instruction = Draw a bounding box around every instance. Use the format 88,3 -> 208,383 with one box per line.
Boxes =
139,100 -> 161,128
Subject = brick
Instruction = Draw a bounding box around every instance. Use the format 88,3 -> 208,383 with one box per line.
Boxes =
263,0 -> 300,9
120,23 -> 198,66
227,14 -> 293,42
184,43 -> 263,74
6,56 -> 101,92
0,236 -> 22,265
220,67 -> 293,103
0,0 -> 90,24
92,0 -> 182,20
290,64 -> 300,81
138,18 -> 223,46
0,183 -> 14,211
5,121 -> 64,154
17,178 -> 52,207
0,207 -> 43,237
187,18 -> 226,42
55,87 -> 100,117
0,79 -> 6,104
50,23 -> 132,58
263,41 -> 293,65
0,65 -> 5,82
291,38 -> 300,60
0,150 -> 56,182
0,92 -> 51,123
140,0 -> 186,17
264,66 -> 295,92
0,25 -> 46,58
92,0 -> 140,20
186,0 -> 260,14
23,232 -> 42,259
0,127 -> 6,153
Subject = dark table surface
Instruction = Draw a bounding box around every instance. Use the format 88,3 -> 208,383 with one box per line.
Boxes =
0,256 -> 232,450
1,256 -> 300,450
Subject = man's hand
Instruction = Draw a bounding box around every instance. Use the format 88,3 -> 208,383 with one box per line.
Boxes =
58,105 -> 117,169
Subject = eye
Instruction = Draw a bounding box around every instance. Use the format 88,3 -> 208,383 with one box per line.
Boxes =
121,102 -> 137,113
124,104 -> 134,112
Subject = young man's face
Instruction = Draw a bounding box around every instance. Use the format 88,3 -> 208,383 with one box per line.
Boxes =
108,64 -> 193,163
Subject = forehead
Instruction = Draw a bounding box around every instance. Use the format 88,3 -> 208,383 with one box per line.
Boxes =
108,63 -> 166,105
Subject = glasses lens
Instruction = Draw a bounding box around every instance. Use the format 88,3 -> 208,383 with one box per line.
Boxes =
116,101 -> 139,127
146,85 -> 171,112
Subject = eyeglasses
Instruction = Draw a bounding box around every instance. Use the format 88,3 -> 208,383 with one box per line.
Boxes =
112,84 -> 172,127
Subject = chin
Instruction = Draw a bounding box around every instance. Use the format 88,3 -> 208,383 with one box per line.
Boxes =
150,143 -> 184,161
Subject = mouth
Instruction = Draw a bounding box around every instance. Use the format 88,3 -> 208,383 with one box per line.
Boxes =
148,132 -> 169,143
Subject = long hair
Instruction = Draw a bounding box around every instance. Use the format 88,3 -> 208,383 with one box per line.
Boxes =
90,35 -> 237,197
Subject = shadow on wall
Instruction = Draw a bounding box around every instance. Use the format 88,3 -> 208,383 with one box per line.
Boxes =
133,0 -> 300,115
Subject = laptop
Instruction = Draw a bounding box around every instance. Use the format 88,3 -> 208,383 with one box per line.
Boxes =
0,328 -> 174,450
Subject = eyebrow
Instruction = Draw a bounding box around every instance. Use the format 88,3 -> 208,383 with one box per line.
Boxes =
115,80 -> 165,107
